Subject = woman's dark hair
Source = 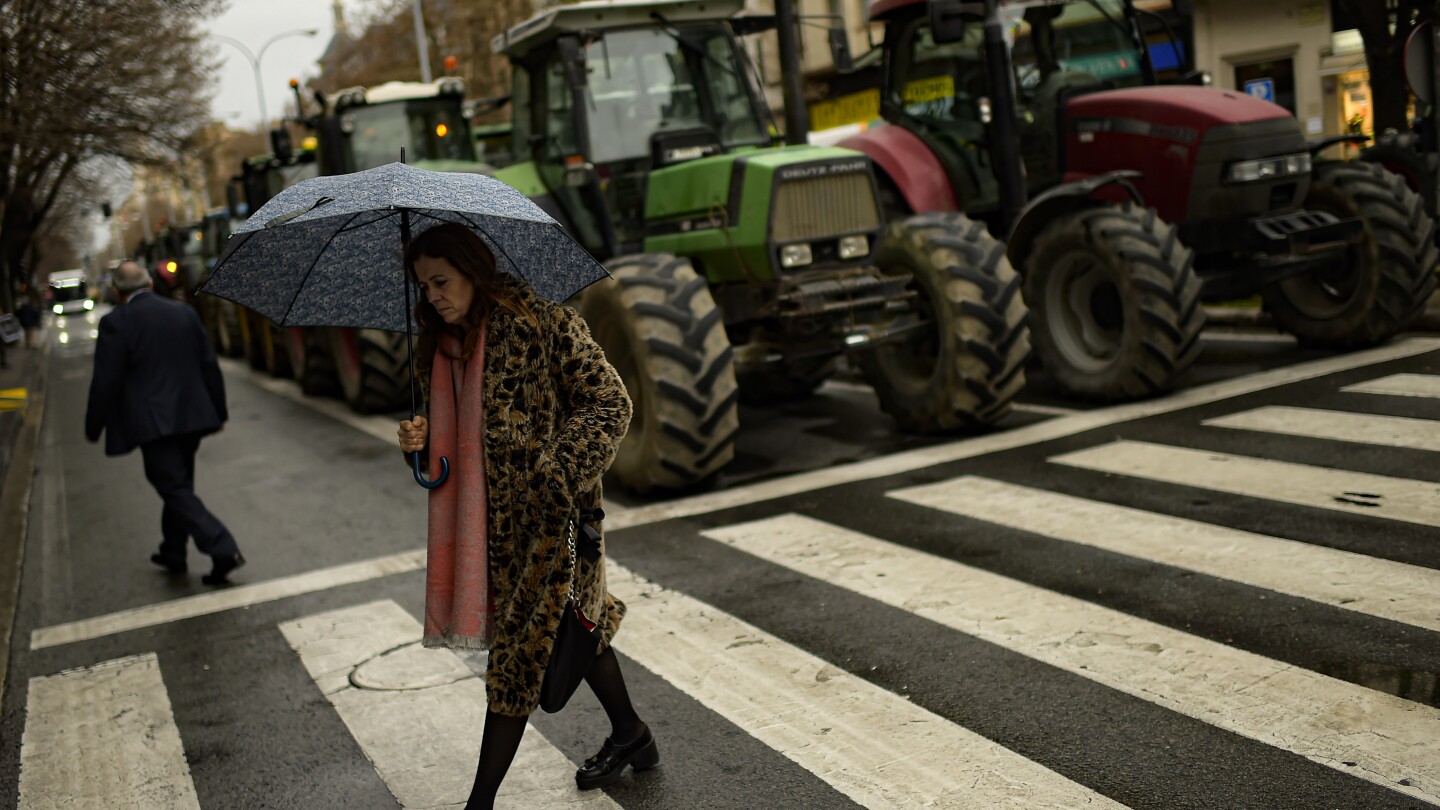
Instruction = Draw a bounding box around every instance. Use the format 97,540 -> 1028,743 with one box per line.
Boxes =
405,223 -> 537,381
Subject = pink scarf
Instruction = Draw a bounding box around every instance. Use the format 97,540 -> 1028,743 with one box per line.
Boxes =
422,325 -> 492,650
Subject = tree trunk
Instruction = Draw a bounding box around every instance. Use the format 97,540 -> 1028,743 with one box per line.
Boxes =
1367,33 -> 1412,136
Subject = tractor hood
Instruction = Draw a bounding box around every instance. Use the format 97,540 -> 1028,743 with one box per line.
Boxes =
1066,86 -> 1293,141
643,145 -> 883,283
411,159 -> 495,175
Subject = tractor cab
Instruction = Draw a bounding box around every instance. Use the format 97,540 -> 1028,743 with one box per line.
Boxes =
494,0 -> 775,256
319,79 -> 487,175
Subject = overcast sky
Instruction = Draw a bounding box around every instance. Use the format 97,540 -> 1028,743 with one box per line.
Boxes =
204,0 -> 340,130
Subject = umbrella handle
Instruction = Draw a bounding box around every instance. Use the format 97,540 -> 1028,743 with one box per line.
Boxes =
412,452 -> 449,489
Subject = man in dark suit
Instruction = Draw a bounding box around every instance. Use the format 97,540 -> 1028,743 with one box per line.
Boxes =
85,261 -> 245,585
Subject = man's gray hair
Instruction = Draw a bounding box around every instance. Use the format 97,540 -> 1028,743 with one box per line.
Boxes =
113,261 -> 151,294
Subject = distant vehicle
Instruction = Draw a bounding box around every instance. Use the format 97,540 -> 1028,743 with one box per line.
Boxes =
47,269 -> 93,315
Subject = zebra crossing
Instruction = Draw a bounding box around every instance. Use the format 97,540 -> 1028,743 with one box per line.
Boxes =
11,347 -> 1440,809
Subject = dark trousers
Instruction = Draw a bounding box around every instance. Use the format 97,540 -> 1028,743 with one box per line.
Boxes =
140,433 -> 239,559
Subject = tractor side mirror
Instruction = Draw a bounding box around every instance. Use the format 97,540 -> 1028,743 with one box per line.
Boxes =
929,0 -> 968,45
564,161 -> 596,188
270,127 -> 294,162
469,94 -> 513,117
829,28 -> 854,73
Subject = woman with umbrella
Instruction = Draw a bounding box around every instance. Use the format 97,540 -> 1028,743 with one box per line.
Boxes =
396,223 -> 656,807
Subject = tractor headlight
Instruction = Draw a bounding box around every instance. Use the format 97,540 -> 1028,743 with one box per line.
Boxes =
52,304 -> 63,315
838,235 -> 869,260
1226,152 -> 1310,184
780,243 -> 813,268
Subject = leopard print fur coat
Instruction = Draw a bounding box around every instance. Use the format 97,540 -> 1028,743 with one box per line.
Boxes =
421,273 -> 632,716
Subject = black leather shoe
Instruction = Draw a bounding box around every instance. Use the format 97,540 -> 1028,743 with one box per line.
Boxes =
150,553 -> 187,575
575,726 -> 658,790
202,553 -> 245,585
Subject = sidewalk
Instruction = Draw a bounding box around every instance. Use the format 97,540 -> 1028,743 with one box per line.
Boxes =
0,335 -> 50,705
1206,289 -> 1440,331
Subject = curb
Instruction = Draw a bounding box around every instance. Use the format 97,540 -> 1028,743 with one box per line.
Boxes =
1202,305 -> 1440,332
0,340 -> 50,707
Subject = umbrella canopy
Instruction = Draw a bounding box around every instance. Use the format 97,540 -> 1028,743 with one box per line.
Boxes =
199,162 -> 608,332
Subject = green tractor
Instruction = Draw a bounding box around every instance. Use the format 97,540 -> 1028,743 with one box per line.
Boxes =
228,77 -> 495,412
490,0 -> 1031,493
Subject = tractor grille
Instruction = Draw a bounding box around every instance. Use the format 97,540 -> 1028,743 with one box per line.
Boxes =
772,170 -> 880,243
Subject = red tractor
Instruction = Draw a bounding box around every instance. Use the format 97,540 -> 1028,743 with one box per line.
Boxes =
841,0 -> 1437,401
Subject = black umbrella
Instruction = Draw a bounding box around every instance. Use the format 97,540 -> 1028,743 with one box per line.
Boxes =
200,161 -> 609,488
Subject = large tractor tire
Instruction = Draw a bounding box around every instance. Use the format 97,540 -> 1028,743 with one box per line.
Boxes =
1023,202 -> 1203,402
285,327 -> 340,397
327,328 -> 411,414
736,356 -> 837,405
213,300 -> 243,358
239,308 -> 291,378
1360,132 -> 1437,217
860,212 -> 1030,430
577,254 -> 739,494
1263,161 -> 1438,348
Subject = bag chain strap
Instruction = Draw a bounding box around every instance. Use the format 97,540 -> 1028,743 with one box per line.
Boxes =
565,516 -> 578,606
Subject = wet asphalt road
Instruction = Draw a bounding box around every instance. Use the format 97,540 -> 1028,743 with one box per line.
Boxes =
1,307 -> 1437,809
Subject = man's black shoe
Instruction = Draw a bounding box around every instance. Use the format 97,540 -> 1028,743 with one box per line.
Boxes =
150,553 -> 187,575
202,553 -> 245,585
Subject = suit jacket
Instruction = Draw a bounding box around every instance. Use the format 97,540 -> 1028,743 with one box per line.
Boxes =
85,290 -> 228,456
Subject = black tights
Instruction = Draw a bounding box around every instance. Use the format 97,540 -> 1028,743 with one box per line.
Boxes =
462,646 -> 643,809
586,645 -> 644,743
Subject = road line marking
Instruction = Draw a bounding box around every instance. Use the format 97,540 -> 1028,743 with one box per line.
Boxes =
1204,406 -> 1440,452
30,550 -> 425,650
824,380 -> 1080,417
1343,373 -> 1440,399
1051,441 -> 1440,528
38,340 -> 1440,646
280,600 -> 618,810
1011,402 -> 1080,417
605,561 -> 1126,809
219,357 -> 400,445
19,653 -> 199,810
891,476 -> 1440,634
1199,330 -> 1295,343
820,378 -> 874,395
39,430 -> 73,625
704,514 -> 1440,806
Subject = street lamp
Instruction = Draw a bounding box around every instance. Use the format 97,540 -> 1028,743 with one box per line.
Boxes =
210,28 -> 320,132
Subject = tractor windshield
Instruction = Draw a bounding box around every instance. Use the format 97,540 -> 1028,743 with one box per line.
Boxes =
1008,0 -> 1147,95
344,98 -> 477,171
579,24 -> 768,164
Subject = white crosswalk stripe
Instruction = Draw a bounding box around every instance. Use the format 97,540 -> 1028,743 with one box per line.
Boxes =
1203,405 -> 1440,452
1343,373 -> 1440,398
702,514 -> 1440,805
280,600 -> 620,810
14,347 -> 1440,809
890,476 -> 1440,633
19,653 -> 200,810
1052,440 -> 1440,528
603,561 -> 1126,809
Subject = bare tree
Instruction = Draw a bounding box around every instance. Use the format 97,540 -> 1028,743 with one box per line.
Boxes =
0,0 -> 221,310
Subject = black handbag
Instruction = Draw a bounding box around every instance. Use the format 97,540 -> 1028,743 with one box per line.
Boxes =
539,508 -> 605,713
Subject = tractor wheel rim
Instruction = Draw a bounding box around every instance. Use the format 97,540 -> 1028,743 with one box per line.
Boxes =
1048,251 -> 1122,373
1276,246 -> 1366,320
